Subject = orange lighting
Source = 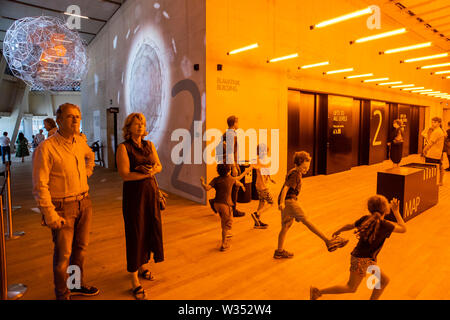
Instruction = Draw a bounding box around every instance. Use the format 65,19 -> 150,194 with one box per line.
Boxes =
380,42 -> 432,55
325,68 -> 354,75
378,81 -> 402,86
402,87 -> 425,91
345,73 -> 373,79
418,62 -> 450,69
267,53 -> 299,63
227,43 -> 259,55
363,77 -> 389,83
433,70 -> 450,75
402,53 -> 448,63
352,28 -> 406,44
391,84 -> 415,88
310,7 -> 373,29
300,61 -> 329,69
411,89 -> 433,93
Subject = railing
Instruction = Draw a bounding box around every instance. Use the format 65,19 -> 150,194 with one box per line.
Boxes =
0,162 -> 27,300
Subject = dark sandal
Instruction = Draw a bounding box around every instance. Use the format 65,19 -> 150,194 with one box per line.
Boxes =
132,286 -> 147,300
139,269 -> 154,280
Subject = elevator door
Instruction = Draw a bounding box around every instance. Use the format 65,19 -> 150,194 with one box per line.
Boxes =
287,90 -> 315,176
351,99 -> 361,167
326,95 -> 353,174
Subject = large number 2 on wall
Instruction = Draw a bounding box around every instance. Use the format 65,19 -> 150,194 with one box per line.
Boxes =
373,109 -> 382,146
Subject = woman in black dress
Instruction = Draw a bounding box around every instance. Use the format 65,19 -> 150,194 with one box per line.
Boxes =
388,119 -> 404,167
116,113 -> 163,300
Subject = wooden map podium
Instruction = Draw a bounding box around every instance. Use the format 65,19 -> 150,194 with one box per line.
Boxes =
376,163 -> 439,222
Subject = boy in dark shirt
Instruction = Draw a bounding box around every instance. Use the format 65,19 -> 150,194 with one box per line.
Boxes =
310,195 -> 407,300
200,164 -> 246,251
275,151 -> 337,259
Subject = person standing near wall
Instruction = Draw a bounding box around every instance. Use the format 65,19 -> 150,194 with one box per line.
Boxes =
387,119 -> 404,168
421,117 -> 446,186
32,103 -> 98,300
116,113 -> 164,300
0,132 -> 11,164
44,118 -> 58,138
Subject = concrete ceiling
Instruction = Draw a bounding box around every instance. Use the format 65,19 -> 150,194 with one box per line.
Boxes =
0,0 -> 125,45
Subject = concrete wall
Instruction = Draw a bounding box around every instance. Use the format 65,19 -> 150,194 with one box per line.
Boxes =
205,0 -> 450,185
81,0 -> 206,203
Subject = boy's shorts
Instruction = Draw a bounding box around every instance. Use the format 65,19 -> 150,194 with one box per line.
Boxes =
350,256 -> 377,276
281,199 -> 306,225
257,188 -> 273,204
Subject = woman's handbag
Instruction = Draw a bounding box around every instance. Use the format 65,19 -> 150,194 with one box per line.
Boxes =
154,177 -> 168,211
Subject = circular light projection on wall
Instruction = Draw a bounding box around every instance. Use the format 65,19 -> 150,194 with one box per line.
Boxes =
124,26 -> 170,146
2,16 -> 88,91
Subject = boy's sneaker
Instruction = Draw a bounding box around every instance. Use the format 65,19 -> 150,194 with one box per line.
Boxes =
251,212 -> 260,228
220,239 -> 231,251
257,221 -> 268,229
310,287 -> 321,300
70,285 -> 99,297
273,249 -> 294,259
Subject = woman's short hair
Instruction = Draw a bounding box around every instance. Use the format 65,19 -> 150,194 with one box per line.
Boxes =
217,164 -> 231,177
44,118 -> 57,129
122,113 -> 148,140
293,151 -> 311,166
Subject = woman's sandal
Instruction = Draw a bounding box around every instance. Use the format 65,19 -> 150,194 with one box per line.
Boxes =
138,269 -> 154,281
132,286 -> 148,300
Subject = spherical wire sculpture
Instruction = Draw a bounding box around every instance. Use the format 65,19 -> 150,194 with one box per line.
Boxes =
2,16 -> 88,91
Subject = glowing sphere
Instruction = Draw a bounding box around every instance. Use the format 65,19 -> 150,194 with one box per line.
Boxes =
2,16 -> 88,91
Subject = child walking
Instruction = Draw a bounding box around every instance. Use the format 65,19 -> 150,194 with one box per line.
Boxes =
275,151 -> 344,259
310,195 -> 406,300
200,164 -> 246,251
251,144 -> 276,229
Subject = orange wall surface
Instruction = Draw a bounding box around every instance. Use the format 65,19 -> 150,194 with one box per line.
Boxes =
206,0 -> 450,184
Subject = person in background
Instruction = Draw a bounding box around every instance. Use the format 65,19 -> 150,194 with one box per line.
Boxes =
421,117 -> 446,186
116,113 -> 164,301
387,119 -> 404,168
445,121 -> 450,172
310,196 -> 406,300
214,115 -> 246,218
34,129 -> 46,147
0,132 -> 11,164
44,118 -> 58,138
15,132 -> 30,162
32,103 -> 98,300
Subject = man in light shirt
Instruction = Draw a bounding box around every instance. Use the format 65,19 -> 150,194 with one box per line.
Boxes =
32,103 -> 99,300
34,129 -> 46,147
0,132 -> 11,164
422,117 -> 446,186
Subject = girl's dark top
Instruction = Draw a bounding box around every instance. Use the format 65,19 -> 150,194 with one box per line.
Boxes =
209,175 -> 237,206
351,215 -> 395,261
121,139 -> 163,272
278,168 -> 302,205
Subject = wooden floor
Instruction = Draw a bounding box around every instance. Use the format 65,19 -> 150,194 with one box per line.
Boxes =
3,155 -> 450,300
